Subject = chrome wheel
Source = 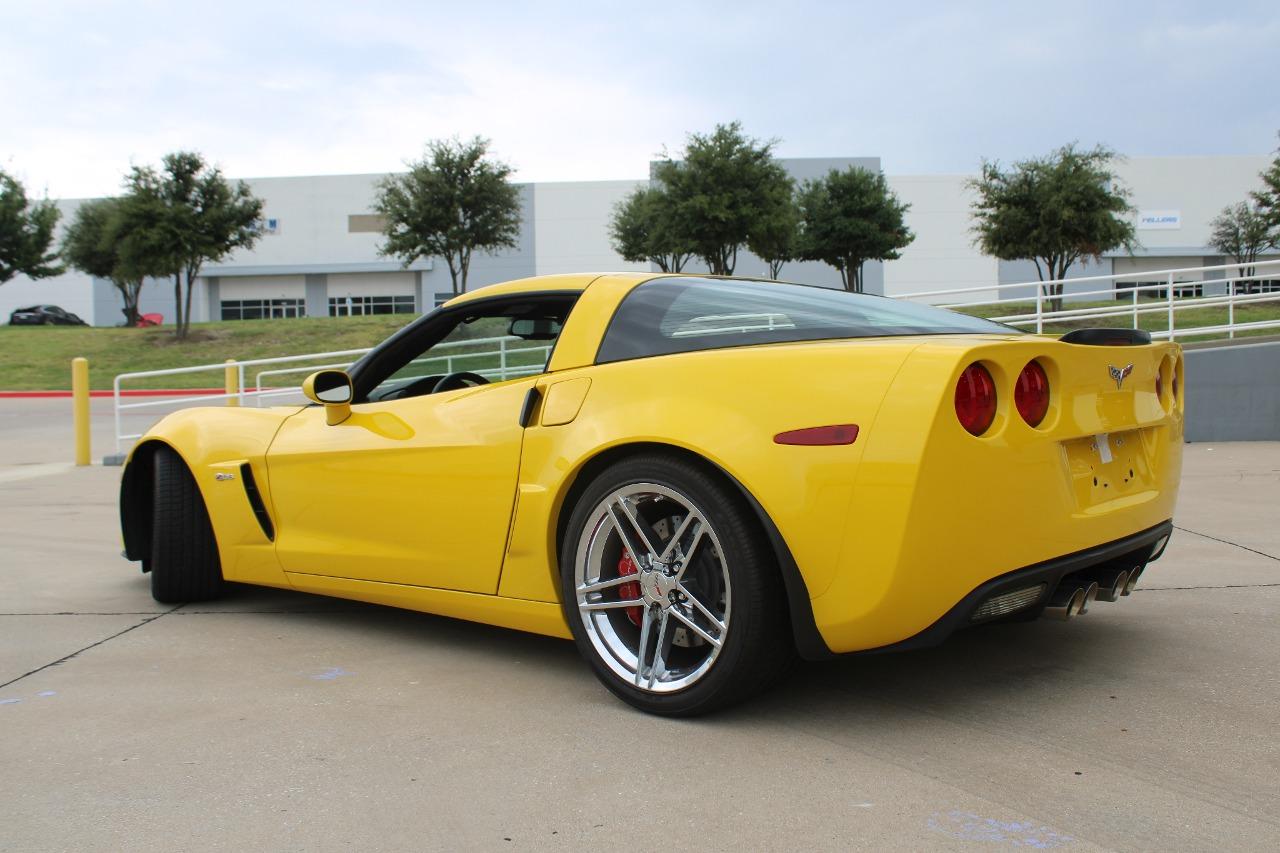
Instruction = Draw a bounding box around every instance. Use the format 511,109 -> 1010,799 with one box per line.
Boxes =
573,483 -> 731,693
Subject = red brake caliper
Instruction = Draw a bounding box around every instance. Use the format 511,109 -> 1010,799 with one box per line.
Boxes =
618,551 -> 643,626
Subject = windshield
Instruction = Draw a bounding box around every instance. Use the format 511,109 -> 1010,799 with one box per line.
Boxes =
596,277 -> 1016,363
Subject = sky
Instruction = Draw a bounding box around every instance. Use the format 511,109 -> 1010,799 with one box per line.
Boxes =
3,0 -> 1279,199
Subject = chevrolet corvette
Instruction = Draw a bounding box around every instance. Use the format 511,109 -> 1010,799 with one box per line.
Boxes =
118,273 -> 1183,715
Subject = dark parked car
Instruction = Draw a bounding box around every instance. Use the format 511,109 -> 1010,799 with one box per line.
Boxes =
8,305 -> 88,326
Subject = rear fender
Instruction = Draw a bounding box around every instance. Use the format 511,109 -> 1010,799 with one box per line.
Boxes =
544,441 -> 835,660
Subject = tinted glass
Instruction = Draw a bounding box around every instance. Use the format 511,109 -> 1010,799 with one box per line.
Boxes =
596,278 -> 1017,363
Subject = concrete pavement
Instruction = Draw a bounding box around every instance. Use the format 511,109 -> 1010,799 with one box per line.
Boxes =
0,428 -> 1277,851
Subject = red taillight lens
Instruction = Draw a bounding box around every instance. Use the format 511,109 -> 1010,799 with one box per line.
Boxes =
1014,360 -> 1050,427
955,363 -> 997,436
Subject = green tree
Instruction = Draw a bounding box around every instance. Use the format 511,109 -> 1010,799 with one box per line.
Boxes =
795,167 -> 913,292
62,197 -> 164,326
747,187 -> 800,280
116,152 -> 264,338
375,137 -> 522,296
0,169 -> 63,284
609,185 -> 691,273
655,122 -> 794,275
1209,201 -> 1277,287
969,143 -> 1136,313
1252,132 -> 1280,231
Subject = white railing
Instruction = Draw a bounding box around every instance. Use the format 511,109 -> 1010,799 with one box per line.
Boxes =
671,312 -> 796,337
109,260 -> 1280,457
111,335 -> 550,455
899,259 -> 1280,339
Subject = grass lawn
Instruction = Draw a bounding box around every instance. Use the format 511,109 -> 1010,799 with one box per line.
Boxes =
3,293 -> 1278,390
0,315 -> 414,390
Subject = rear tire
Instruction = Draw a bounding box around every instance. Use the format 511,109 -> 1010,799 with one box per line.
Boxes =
560,454 -> 793,716
150,446 -> 224,603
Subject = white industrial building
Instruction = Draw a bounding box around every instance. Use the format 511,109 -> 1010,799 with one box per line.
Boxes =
3,154 -> 1276,326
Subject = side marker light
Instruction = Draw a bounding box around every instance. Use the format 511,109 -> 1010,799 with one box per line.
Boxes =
774,424 -> 860,446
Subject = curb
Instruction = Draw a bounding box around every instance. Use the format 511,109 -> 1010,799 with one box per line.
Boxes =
0,389 -> 225,398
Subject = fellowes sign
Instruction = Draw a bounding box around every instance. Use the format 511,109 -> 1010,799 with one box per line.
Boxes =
1137,209 -> 1181,230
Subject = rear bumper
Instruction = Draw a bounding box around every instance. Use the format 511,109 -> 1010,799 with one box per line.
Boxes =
853,520 -> 1172,656
804,337 -> 1183,655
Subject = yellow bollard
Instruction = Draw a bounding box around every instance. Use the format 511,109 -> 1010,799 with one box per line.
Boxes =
72,357 -> 90,466
224,359 -> 240,407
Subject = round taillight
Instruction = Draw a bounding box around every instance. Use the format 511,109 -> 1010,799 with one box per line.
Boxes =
1015,360 -> 1050,427
955,363 -> 997,436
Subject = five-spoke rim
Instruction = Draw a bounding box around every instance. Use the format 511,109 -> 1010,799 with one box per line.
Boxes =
574,483 -> 731,693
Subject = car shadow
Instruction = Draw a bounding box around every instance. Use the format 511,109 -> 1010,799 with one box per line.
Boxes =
158,577 -> 1156,720
160,578 -> 584,674
730,609 -> 1156,726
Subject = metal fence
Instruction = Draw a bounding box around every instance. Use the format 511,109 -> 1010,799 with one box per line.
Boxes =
108,260 -> 1280,457
901,259 -> 1280,339
110,335 -> 550,455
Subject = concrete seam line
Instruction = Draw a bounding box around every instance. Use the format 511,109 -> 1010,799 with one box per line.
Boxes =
0,605 -> 183,691
1136,583 -> 1280,592
0,611 -> 170,616
0,463 -> 76,484
1173,525 -> 1279,562
800,682 -> 1271,829
0,609 -> 372,616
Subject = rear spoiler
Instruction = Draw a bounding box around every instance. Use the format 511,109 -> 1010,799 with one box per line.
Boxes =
1059,328 -> 1152,346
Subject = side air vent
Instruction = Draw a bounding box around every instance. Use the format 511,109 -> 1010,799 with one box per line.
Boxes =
239,462 -> 275,541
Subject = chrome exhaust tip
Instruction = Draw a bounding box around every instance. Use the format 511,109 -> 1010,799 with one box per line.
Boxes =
1044,586 -> 1086,621
1078,581 -> 1100,615
1123,565 -> 1144,595
1095,569 -> 1129,603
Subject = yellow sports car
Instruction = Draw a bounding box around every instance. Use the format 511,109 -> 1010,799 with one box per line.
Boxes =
119,273 -> 1183,715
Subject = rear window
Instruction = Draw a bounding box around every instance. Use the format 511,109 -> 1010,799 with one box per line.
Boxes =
596,277 -> 1018,363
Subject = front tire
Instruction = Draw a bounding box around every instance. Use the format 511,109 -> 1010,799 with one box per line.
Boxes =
150,446 -> 225,603
560,454 -> 792,716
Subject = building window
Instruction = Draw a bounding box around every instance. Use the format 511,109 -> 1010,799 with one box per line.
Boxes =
221,298 -> 306,321
1115,281 -> 1203,299
1232,279 -> 1280,294
328,295 -> 416,316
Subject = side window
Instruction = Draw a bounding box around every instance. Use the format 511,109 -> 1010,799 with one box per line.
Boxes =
596,277 -> 1017,363
392,316 -> 559,383
363,296 -> 575,402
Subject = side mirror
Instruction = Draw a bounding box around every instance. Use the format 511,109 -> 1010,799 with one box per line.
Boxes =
302,370 -> 353,425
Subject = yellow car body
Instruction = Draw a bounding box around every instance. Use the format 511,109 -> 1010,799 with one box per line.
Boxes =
120,273 -> 1183,664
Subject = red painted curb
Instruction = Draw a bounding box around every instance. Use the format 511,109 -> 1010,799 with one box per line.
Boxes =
0,389 -> 226,398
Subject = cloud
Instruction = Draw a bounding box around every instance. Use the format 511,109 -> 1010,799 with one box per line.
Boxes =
3,0 -> 1278,198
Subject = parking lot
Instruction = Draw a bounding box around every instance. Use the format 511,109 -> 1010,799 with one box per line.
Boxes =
1,398 -> 1278,851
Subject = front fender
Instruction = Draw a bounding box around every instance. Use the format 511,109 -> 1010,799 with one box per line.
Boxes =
118,406 -> 301,588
